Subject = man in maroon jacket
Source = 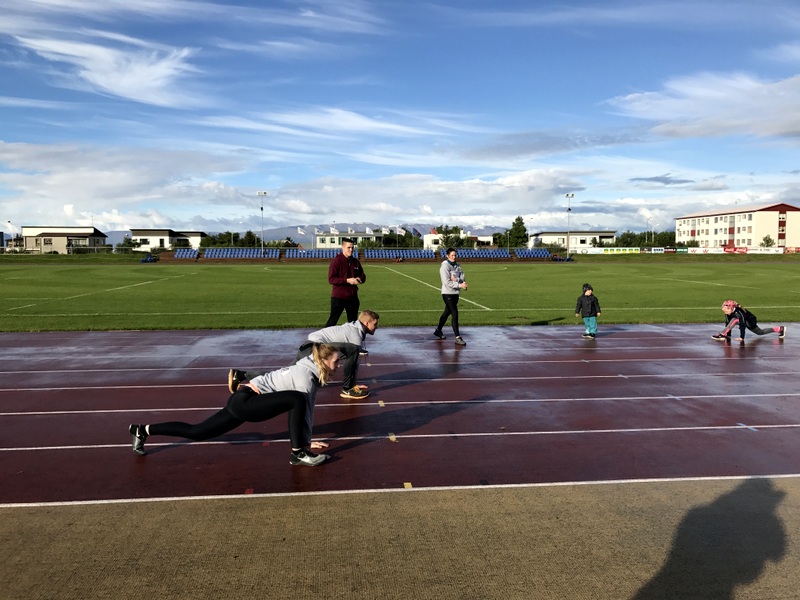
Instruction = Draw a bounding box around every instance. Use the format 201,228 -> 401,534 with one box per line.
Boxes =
325,237 -> 367,327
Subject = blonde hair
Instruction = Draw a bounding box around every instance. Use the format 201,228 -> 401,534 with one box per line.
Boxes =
311,343 -> 339,386
359,309 -> 380,323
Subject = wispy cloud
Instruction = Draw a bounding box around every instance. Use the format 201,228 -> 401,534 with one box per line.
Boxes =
16,35 -> 202,107
608,72 -> 800,138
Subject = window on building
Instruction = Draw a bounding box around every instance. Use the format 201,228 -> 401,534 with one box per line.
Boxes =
140,238 -> 150,245
779,213 -> 786,221
43,238 -> 53,245
748,214 -> 753,221
747,239 -> 751,246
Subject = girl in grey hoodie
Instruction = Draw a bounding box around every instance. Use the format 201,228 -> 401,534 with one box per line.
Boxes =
128,343 -> 339,466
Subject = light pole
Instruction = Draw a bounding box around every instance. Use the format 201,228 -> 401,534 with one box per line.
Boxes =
645,217 -> 652,246
6,220 -> 14,252
257,191 -> 267,256
565,194 -> 574,260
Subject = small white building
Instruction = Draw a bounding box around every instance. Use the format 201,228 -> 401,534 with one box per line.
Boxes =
422,231 -> 493,251
529,230 -> 617,251
19,226 -> 108,254
675,202 -> 800,249
130,229 -> 206,251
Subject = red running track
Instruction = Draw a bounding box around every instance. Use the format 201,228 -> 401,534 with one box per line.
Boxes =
1,324 -> 799,505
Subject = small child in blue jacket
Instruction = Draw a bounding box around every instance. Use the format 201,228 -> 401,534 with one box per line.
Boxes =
575,283 -> 601,339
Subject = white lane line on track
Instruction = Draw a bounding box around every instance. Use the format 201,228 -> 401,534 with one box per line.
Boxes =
4,391 -> 800,417
3,422 -> 798,453
0,473 -> 800,508
1,370 -> 799,394
4,472 -> 800,508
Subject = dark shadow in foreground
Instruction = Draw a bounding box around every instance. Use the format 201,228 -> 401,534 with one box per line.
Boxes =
632,478 -> 786,600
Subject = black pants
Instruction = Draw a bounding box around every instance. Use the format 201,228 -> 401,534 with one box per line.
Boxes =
149,389 -> 306,448
325,296 -> 359,327
292,341 -> 360,389
437,293 -> 460,336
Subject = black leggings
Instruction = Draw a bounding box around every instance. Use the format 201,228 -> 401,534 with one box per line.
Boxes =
437,293 -> 460,336
149,389 -> 307,448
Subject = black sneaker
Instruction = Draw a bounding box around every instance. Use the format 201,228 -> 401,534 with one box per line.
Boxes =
582,333 -> 592,338
711,333 -> 728,341
779,326 -> 787,339
433,330 -> 445,339
289,449 -> 329,466
129,424 -> 147,455
589,333 -> 596,339
228,369 -> 246,393
455,336 -> 466,346
359,347 -> 369,356
340,386 -> 369,399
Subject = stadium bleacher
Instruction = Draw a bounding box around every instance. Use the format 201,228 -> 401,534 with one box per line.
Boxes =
514,248 -> 551,259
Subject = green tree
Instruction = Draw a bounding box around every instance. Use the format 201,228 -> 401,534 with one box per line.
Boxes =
437,224 -> 468,248
115,236 -> 142,251
760,235 -> 775,248
508,216 -> 528,247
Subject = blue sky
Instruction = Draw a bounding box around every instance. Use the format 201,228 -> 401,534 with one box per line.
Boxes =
2,0 -> 800,238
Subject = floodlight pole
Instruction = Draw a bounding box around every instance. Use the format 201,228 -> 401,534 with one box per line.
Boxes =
257,191 -> 267,256
565,194 -> 574,260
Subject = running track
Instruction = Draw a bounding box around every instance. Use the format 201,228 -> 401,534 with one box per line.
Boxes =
1,324 -> 799,505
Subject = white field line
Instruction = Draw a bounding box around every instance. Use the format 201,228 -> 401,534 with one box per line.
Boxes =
2,306 -> 799,317
381,265 -> 493,311
3,275 -> 187,312
4,422 -> 800,454
3,391 -> 800,417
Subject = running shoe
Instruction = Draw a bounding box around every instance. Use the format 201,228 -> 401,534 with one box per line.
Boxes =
359,347 -> 369,356
289,449 -> 329,466
433,329 -> 445,340
582,333 -> 592,339
779,326 -> 787,339
129,424 -> 147,456
455,336 -> 466,346
711,333 -> 728,341
227,369 -> 246,393
340,387 -> 369,399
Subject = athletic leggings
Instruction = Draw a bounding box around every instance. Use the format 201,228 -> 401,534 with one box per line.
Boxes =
149,389 -> 307,448
437,293 -> 461,336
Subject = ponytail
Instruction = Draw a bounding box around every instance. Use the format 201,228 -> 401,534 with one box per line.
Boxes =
311,343 -> 339,386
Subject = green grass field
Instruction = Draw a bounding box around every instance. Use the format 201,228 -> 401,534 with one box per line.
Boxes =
0,257 -> 797,332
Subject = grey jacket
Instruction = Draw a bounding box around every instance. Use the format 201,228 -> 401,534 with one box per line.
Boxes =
248,355 -> 320,446
439,260 -> 464,295
308,320 -> 366,347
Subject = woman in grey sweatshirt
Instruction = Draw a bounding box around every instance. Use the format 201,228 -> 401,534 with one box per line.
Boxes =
434,247 -> 468,346
128,343 -> 339,466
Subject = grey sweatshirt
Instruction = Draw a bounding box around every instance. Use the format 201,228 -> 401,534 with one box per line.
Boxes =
308,320 -> 366,346
439,260 -> 464,295
248,355 -> 320,446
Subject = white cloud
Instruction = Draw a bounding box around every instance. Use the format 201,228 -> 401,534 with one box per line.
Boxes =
609,72 -> 800,138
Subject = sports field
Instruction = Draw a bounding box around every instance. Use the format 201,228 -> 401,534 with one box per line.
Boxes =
0,258 -> 797,331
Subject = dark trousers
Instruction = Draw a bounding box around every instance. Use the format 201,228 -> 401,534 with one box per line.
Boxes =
149,389 -> 306,448
325,296 -> 359,327
293,341 -> 360,389
437,293 -> 460,336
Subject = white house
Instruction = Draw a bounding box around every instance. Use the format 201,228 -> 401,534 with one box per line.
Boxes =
19,226 -> 108,254
130,229 -> 206,251
529,230 -> 617,252
675,202 -> 800,249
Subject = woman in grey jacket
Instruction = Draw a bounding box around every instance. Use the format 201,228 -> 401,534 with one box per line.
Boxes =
128,343 -> 339,466
434,247 -> 468,346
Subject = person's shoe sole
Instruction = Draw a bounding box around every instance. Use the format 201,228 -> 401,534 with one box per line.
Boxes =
227,369 -> 239,394
780,327 -> 787,339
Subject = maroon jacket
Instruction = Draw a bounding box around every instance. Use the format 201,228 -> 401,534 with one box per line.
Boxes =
328,253 -> 366,300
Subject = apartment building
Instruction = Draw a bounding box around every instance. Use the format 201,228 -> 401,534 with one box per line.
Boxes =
675,203 -> 800,249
